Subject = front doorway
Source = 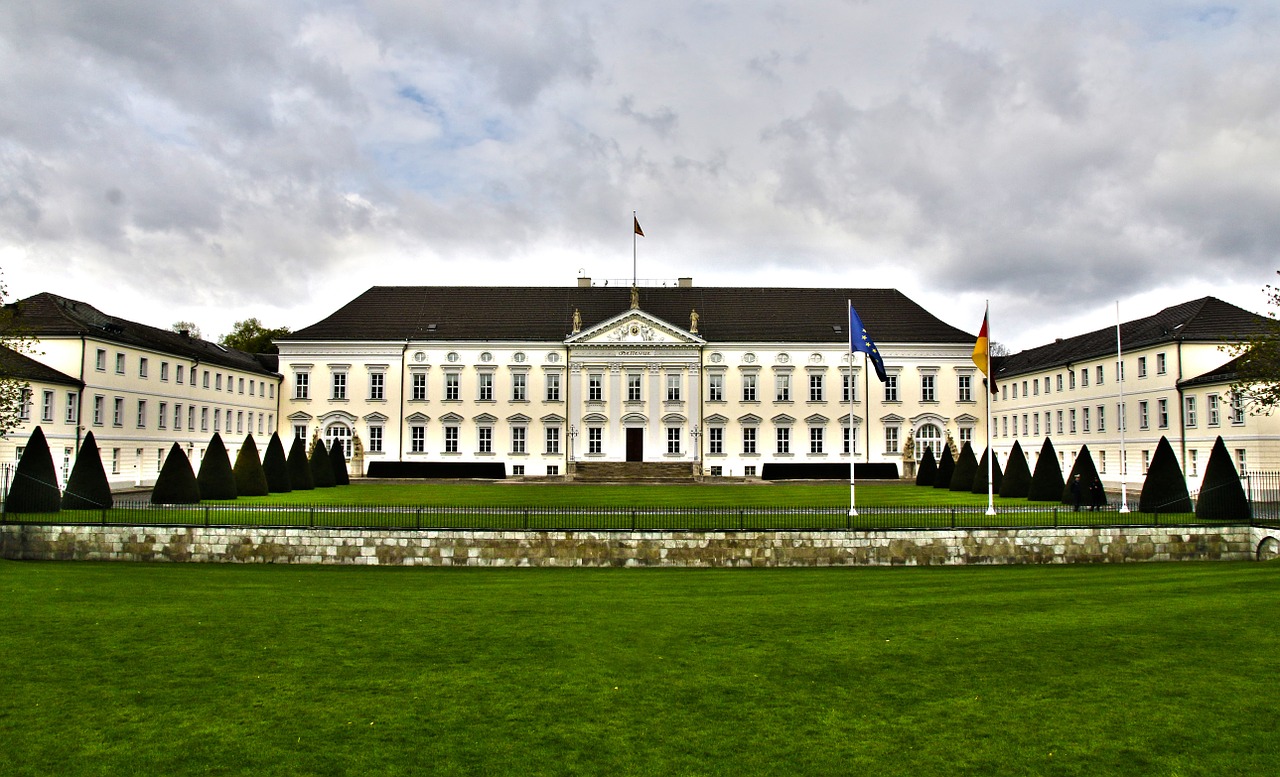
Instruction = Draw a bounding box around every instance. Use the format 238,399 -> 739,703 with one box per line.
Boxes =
626,428 -> 644,462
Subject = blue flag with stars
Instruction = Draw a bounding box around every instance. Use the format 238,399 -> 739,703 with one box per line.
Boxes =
849,301 -> 888,383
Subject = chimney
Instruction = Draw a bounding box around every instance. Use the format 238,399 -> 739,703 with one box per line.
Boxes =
678,277 -> 692,287
578,277 -> 592,288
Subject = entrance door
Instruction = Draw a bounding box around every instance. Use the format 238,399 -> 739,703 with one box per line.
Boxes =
626,428 -> 644,462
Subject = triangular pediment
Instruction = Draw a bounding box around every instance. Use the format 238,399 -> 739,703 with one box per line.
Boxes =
567,309 -> 705,346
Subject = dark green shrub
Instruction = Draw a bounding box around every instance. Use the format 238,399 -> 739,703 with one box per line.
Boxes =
262,433 -> 292,493
1196,436 -> 1250,521
151,444 -> 201,505
1061,445 -> 1101,505
286,436 -> 314,491
933,443 -> 954,489
62,430 -> 113,510
329,440 -> 350,486
949,442 -> 978,491
971,448 -> 1004,495
915,447 -> 937,486
310,438 -> 335,488
999,441 -> 1031,498
196,433 -> 237,500
5,426 -> 61,512
1138,436 -> 1192,513
1027,438 -> 1065,502
233,436 -> 269,497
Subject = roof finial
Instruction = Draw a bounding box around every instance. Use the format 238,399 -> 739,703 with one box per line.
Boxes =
630,285 -> 640,310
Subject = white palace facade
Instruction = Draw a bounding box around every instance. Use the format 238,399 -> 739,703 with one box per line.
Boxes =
275,279 -> 980,479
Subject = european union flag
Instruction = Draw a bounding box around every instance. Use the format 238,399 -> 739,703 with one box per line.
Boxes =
849,302 -> 888,383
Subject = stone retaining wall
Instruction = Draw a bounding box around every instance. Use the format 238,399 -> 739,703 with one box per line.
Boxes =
3,523 -> 1277,566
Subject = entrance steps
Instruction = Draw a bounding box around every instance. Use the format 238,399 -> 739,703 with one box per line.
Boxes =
572,461 -> 698,482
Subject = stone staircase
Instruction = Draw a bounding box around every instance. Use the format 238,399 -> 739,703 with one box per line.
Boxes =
571,461 -> 698,482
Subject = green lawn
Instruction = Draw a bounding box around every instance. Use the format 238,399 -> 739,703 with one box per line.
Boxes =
1,561 -> 1276,776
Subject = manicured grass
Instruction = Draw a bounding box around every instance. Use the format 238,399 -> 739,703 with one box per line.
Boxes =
0,561 -> 1276,776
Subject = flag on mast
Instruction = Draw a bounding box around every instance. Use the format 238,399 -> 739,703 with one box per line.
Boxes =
634,216 -> 644,237
849,303 -> 888,382
972,307 -> 997,394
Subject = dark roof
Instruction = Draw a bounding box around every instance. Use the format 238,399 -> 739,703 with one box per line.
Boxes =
8,293 -> 279,377
283,286 -> 975,344
1178,355 -> 1242,389
995,297 -> 1268,379
0,345 -> 82,387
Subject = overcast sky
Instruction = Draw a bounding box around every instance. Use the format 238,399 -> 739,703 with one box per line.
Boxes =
3,1 -> 1278,352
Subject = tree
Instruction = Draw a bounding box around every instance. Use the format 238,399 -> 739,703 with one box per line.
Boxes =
915,447 -> 937,486
219,318 -> 291,355
62,431 -> 113,510
196,433 -> 237,500
152,444 -> 201,504
1138,437 -> 1193,513
286,436 -> 314,491
172,321 -> 202,339
1224,272 -> 1280,414
1196,436 -> 1250,521
1061,445 -> 1101,505
329,439 -> 350,486
0,273 -> 38,438
949,442 -> 978,491
5,426 -> 60,512
1027,438 -> 1065,502
262,432 -> 292,493
932,443 -> 954,489
310,437 -> 336,488
971,448 -> 1003,495
999,441 -> 1032,498
233,436 -> 269,497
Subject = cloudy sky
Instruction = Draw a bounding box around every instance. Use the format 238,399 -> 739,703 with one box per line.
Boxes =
2,1 -> 1278,351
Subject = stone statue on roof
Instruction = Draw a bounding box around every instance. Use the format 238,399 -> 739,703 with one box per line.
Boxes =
571,308 -> 581,334
690,309 -> 699,334
630,285 -> 640,310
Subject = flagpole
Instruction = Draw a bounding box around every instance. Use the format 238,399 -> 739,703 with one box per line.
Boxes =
1116,301 -> 1130,513
848,299 -> 858,517
985,301 -> 996,515
632,211 -> 638,287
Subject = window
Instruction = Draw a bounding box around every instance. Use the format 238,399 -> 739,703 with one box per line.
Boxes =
843,373 -> 855,403
587,427 -> 602,454
238,377 -> 245,394
269,384 -> 275,399
200,408 -> 209,432
369,426 -> 384,453
1117,402 -> 1126,432
628,374 -> 642,402
1022,380 -> 1028,396
545,373 -> 561,402
512,373 -> 527,402
1022,414 -> 1028,436
214,408 -> 222,432
708,374 -> 724,402
742,427 -> 757,454
1034,414 -> 1040,435
1001,416 -> 1007,437
113,397 -> 124,426
1236,448 -> 1247,472
512,465 -> 525,476
775,374 -> 790,402
188,406 -> 195,431
95,349 -> 106,371
444,426 -> 459,453
1033,380 -> 1039,396
410,425 -> 426,453
1188,449 -> 1198,477
445,373 -> 460,401
325,424 -> 352,460
370,372 -> 385,401
1231,394 -> 1245,424
1158,398 -> 1169,428
174,404 -> 182,430
115,353 -> 125,374
1056,410 -> 1064,435
776,427 -> 790,454
137,400 -> 147,428
411,373 -> 427,400
545,427 -> 560,454
1180,395 -> 1196,428
249,381 -> 256,396
885,426 -> 899,453
139,357 -> 148,378
1056,374 -> 1063,392
478,427 -> 493,454
666,374 -> 681,402
1012,384 -> 1018,399
293,423 -> 307,440
958,375 -> 972,402
744,465 -> 757,477
915,424 -> 941,460
1082,407 -> 1090,433
1080,369 -> 1089,388
1156,353 -> 1167,375
159,362 -> 169,381
959,427 -> 973,446
809,427 -> 823,454
1096,365 -> 1104,385
844,426 -> 855,455
216,374 -> 223,391
667,427 -> 681,454
294,372 -> 309,400
1138,401 -> 1149,429
709,427 -> 723,455
1141,450 -> 1150,474
42,390 -> 54,422
511,426 -> 526,454
547,465 -> 559,476
1116,362 -> 1124,381
921,374 -> 935,402
742,374 -> 757,402
1099,450 -> 1107,473
236,411 -> 244,434
1208,394 -> 1220,426
1069,409 -> 1077,434
1044,377 -> 1051,394
478,373 -> 494,401
158,402 -> 168,429
331,372 -> 347,400
588,374 -> 603,402
1137,356 -> 1147,378
1002,385 -> 1008,400
809,374 -> 824,402
112,448 -> 120,474
93,395 -> 104,425
1097,405 -> 1105,432
176,365 -> 184,384
203,370 -> 210,389
884,375 -> 898,402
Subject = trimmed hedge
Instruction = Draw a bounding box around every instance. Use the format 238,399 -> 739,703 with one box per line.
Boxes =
233,436 -> 270,497
286,436 -> 314,490
949,442 -> 978,491
151,443 -> 201,505
196,433 -> 237,501
1061,445 -> 1102,506
1196,436 -> 1250,521
933,444 -> 955,489
5,426 -> 61,513
971,448 -> 1003,495
329,440 -> 350,486
1138,436 -> 1192,513
1027,438 -> 1065,502
62,430 -> 113,510
914,447 -> 937,486
262,433 -> 292,493
999,441 -> 1032,498
309,438 -> 335,488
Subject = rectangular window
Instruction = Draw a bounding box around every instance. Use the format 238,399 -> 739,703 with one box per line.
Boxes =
885,426 -> 899,454
137,400 -> 147,428
95,349 -> 106,370
445,373 -> 460,401
775,374 -> 790,402
1158,398 -> 1169,428
1081,369 -> 1089,387
709,427 -> 723,455
884,375 -> 898,402
628,373 -> 643,402
1208,394 -> 1220,425
511,426 -> 526,454
809,427 -> 824,454
1236,448 -> 1247,472
1138,400 -> 1149,429
203,370 -> 210,389
214,408 -> 222,432
843,373 -> 855,403
1082,407 -> 1090,433
512,373 -> 527,402
547,465 -> 559,476
1100,450 -> 1107,474
809,374 -> 824,402
294,372 -> 309,399
411,372 -> 427,400
1002,384 -> 1008,400
410,426 -> 425,453
743,427 -> 757,454
1231,394 -> 1245,424
236,411 -> 244,435
370,372 -> 385,401
588,374 -> 603,402
159,361 -> 169,381
1097,405 -> 1105,432
158,402 -> 168,429
959,427 -> 973,446
1034,414 -> 1041,436
1056,374 -> 1063,392
1156,353 -> 1167,375
1095,365 -> 1104,385
478,427 -> 493,454
115,353 -> 125,374
844,427 -> 854,455
216,374 -> 223,391
42,390 -> 54,422
238,377 -> 245,394
545,373 -> 561,402
708,374 -> 724,402
1184,396 -> 1197,427
112,448 -> 120,474
331,372 -> 347,400
113,397 -> 124,426
667,427 -> 681,454
1033,380 -> 1039,396
958,375 -> 972,402
293,423 -> 306,440
776,427 -> 790,454
1056,410 -> 1064,435
93,395 -> 104,425
1012,383 -> 1018,399
742,374 -> 757,402
667,374 -> 681,402
1001,416 -> 1007,437
188,406 -> 196,431
138,357 -> 148,378
478,373 -> 494,401
176,365 -> 184,384
1142,450 -> 1150,474
1069,371 -> 1076,390
1069,409 -> 1077,434
249,381 -> 255,396
921,374 -> 935,402
174,404 -> 182,430
1188,449 -> 1198,477
369,426 -> 384,453
545,427 -> 560,454
445,426 -> 459,453
587,427 -> 602,454
1022,414 -> 1028,436
1137,356 -> 1147,378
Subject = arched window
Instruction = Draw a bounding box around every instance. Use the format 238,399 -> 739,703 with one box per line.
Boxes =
915,423 -> 942,460
325,423 -> 352,460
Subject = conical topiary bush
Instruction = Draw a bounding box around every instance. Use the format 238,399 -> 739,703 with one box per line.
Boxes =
310,437 -> 335,488
1196,436 -> 1250,521
62,430 -> 113,510
262,432 -> 292,493
933,443 -> 955,489
915,447 -> 937,486
1027,438 -> 1065,502
287,436 -> 314,491
950,442 -> 978,491
1138,436 -> 1192,513
971,448 -> 1003,495
152,443 -> 201,504
999,441 -> 1032,498
196,433 -> 237,501
233,436 -> 269,497
1061,445 -> 1101,505
329,439 -> 350,486
5,426 -> 61,513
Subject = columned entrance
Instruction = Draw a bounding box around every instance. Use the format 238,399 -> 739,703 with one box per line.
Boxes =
626,428 -> 644,462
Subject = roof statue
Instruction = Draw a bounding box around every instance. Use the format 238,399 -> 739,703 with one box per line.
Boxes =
571,308 -> 581,334
630,285 -> 640,310
690,309 -> 699,334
